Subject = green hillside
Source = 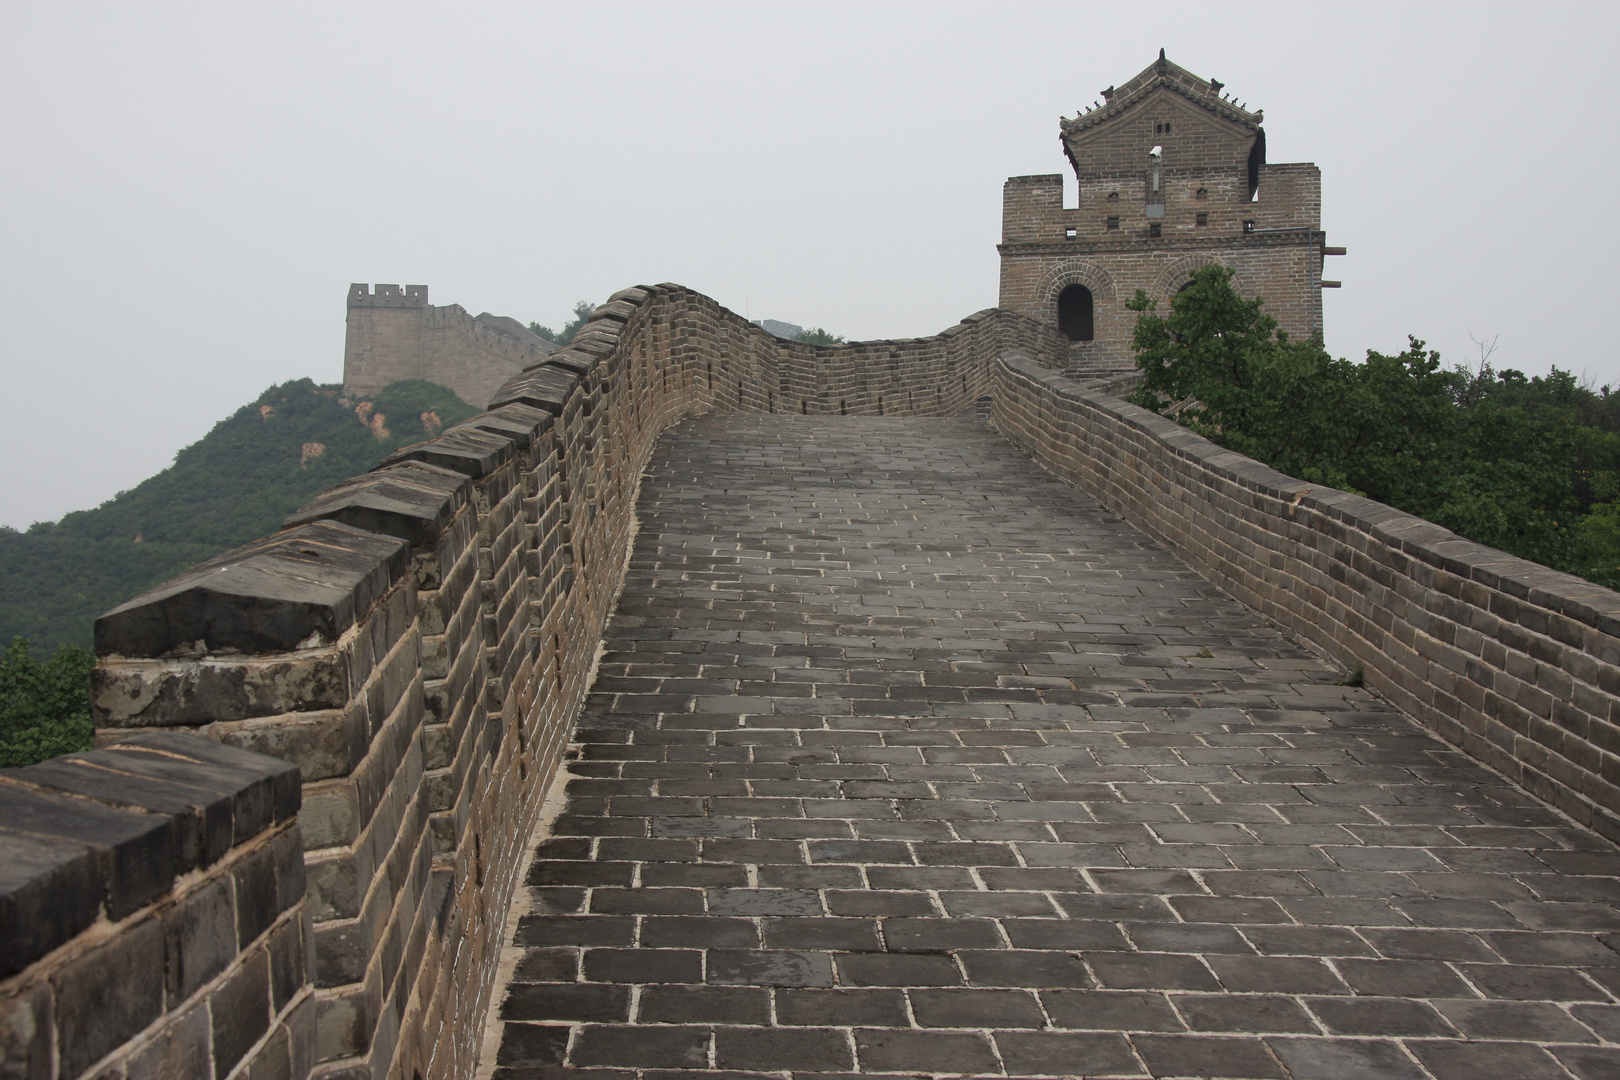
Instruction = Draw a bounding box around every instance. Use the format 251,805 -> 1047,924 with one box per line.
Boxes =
1,379 -> 480,651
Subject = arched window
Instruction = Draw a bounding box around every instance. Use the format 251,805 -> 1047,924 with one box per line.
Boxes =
1057,284 -> 1094,342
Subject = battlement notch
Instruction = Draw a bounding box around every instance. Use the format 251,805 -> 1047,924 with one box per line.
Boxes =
349,282 -> 429,308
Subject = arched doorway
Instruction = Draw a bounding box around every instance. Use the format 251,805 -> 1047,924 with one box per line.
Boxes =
1057,284 -> 1094,342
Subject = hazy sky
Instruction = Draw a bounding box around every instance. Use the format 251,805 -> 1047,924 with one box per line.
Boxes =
3,2 -> 1617,529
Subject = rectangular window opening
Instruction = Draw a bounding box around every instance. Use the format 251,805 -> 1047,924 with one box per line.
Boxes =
1065,227 -> 1077,238
1106,216 -> 1120,230
1195,212 -> 1209,226
1243,220 -> 1255,233
1149,223 -> 1162,238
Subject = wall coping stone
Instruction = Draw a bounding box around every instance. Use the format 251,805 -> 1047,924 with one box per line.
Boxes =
588,300 -> 636,323
96,522 -> 411,658
564,332 -> 619,358
0,784 -> 173,933
375,427 -> 514,481
456,403 -> 555,452
0,732 -> 298,975
489,367 -> 579,414
535,350 -> 595,376
283,462 -> 470,547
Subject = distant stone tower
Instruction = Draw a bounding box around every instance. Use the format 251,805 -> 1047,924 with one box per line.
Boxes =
999,51 -> 1342,376
344,283 -> 559,407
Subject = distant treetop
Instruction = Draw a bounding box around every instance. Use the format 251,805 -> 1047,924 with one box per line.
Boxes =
530,301 -> 596,346
794,328 -> 844,346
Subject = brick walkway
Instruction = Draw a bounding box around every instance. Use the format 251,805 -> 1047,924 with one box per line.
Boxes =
489,415 -> 1620,1080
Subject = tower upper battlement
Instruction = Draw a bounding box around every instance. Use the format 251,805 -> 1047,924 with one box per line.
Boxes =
349,282 -> 429,308
999,52 -> 1329,374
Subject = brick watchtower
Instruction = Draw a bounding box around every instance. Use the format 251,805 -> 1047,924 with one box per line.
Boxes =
999,51 -> 1342,376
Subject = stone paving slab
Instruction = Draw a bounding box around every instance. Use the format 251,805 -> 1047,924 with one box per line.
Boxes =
489,415 -> 1620,1079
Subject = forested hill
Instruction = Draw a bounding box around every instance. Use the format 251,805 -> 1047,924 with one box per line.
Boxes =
1,379 -> 480,651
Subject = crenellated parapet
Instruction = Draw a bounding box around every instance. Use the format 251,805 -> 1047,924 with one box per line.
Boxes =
348,282 -> 429,308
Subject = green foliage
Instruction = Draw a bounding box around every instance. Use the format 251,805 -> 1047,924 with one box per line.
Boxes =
0,638 -> 94,767
529,301 -> 597,346
1128,265 -> 1620,591
0,379 -> 480,651
794,328 -> 845,346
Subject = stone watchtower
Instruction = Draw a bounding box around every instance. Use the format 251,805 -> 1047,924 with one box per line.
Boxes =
999,51 -> 1343,376
344,283 -> 558,407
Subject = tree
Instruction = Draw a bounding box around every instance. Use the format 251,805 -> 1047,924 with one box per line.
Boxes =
1126,264 -> 1620,590
0,638 -> 94,767
794,328 -> 844,346
530,301 -> 597,346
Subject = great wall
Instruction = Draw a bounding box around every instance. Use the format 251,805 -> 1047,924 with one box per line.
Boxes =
3,54 -> 1617,1080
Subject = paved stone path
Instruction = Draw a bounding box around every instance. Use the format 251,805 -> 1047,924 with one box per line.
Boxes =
490,415 -> 1620,1080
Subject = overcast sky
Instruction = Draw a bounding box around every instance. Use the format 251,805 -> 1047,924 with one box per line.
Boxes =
2,1 -> 1616,529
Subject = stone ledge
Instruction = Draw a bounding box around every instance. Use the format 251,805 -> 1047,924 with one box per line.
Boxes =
286,462 -> 471,547
376,427 -> 514,481
455,403 -> 555,454
0,732 -> 299,977
97,522 -> 410,658
489,365 -> 579,414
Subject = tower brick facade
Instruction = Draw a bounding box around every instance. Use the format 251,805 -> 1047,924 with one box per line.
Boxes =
999,52 -> 1336,375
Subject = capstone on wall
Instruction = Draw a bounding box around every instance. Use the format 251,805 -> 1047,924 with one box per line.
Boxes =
0,733 -> 309,1080
999,52 -> 1338,373
343,284 -> 560,408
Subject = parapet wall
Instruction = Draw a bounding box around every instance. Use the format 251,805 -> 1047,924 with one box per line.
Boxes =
991,353 -> 1620,842
81,286 -> 1069,1080
0,732 -> 307,1080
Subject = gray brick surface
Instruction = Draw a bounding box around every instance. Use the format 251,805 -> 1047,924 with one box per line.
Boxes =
490,415 -> 1620,1076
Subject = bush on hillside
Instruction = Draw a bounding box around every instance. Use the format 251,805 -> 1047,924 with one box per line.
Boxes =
530,301 -> 596,346
0,638 -> 94,767
1128,265 -> 1620,589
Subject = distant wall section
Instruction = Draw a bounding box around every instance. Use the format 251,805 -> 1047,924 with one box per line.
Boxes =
343,284 -> 560,408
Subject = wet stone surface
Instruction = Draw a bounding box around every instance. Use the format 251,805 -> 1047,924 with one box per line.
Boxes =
491,415 -> 1620,1079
